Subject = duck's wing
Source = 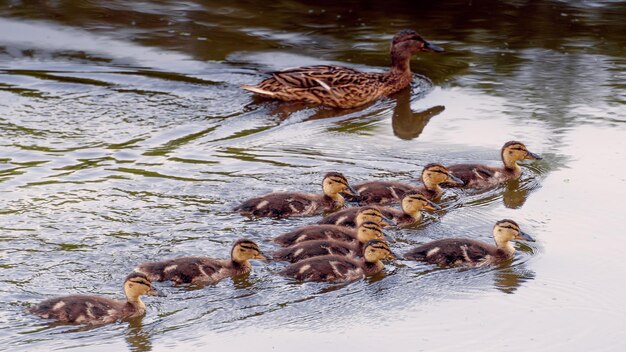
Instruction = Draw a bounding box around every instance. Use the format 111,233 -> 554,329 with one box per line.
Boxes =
269,65 -> 364,89
353,181 -> 418,205
235,192 -> 316,218
29,295 -> 123,323
404,239 -> 492,267
447,164 -> 497,186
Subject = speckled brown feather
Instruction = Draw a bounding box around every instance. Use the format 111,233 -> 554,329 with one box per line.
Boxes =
320,205 -> 414,226
135,256 -> 250,285
279,255 -> 382,282
404,238 -> 507,267
273,224 -> 361,247
348,181 -> 436,205
235,192 -> 341,218
29,295 -> 137,324
272,240 -> 359,263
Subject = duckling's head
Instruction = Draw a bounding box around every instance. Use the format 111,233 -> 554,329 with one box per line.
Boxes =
391,29 -> 444,55
493,219 -> 535,252
355,207 -> 392,227
401,192 -> 441,216
356,221 -> 385,243
363,240 -> 398,263
421,163 -> 464,189
501,141 -> 542,169
322,172 -> 358,198
231,239 -> 268,263
124,273 -> 159,302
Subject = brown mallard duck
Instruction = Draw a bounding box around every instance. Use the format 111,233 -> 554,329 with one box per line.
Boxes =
404,219 -> 534,267
348,163 -> 464,205
321,192 -> 439,228
28,273 -> 160,325
241,29 -> 443,109
446,141 -> 542,189
234,172 -> 357,218
319,206 -> 392,228
280,240 -> 398,282
134,239 -> 267,285
272,220 -> 386,263
273,221 -> 383,247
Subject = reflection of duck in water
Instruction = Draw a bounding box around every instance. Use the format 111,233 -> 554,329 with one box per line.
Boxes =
242,30 -> 443,108
404,219 -> 535,267
391,87 -> 445,140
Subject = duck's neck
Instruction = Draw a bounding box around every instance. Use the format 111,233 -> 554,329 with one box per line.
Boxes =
325,193 -> 345,207
363,260 -> 384,275
390,49 -> 413,76
502,156 -> 522,175
127,296 -> 146,312
405,208 -> 422,221
423,178 -> 443,196
232,258 -> 251,270
495,238 -> 516,256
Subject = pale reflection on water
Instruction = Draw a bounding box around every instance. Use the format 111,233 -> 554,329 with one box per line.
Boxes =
0,0 -> 625,351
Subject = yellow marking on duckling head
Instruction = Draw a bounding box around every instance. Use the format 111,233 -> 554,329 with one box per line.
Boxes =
501,141 -> 541,169
421,163 -> 454,190
493,219 -> 534,255
363,240 -> 396,262
322,172 -> 356,198
356,221 -> 385,243
401,192 -> 434,217
355,207 -> 388,227
232,239 -> 267,262
124,272 -> 157,302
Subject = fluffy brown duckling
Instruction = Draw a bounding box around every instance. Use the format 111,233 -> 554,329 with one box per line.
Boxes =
235,172 -> 357,218
272,220 -> 386,263
322,192 -> 439,228
241,29 -> 443,109
446,141 -> 542,189
280,240 -> 398,283
29,273 -> 159,325
273,221 -> 383,247
319,206 -> 392,228
404,219 -> 535,267
134,239 -> 267,285
348,163 -> 464,205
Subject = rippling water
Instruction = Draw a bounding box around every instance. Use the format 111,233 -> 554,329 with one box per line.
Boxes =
1,1 -> 625,351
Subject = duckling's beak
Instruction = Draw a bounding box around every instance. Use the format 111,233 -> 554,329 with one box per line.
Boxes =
423,199 -> 441,211
387,251 -> 400,260
447,173 -> 465,186
147,287 -> 165,297
424,41 -> 444,53
342,185 -> 359,197
515,231 -> 535,242
379,219 -> 393,228
525,151 -> 543,160
255,252 -> 270,260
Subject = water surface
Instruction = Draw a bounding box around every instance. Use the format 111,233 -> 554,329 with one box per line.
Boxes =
1,1 -> 625,351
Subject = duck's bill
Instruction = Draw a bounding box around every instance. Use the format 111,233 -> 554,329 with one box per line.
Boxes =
424,41 -> 444,52
379,219 -> 393,228
256,252 -> 270,260
342,185 -> 359,197
525,151 -> 543,160
424,199 -> 442,211
515,231 -> 535,242
148,288 -> 165,297
447,174 -> 465,186
388,251 -> 401,260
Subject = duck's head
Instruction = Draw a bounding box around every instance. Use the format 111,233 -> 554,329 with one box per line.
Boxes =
356,221 -> 386,243
501,141 -> 542,169
322,172 -> 358,198
355,207 -> 393,227
401,192 -> 441,216
421,163 -> 464,189
391,29 -> 444,54
363,240 -> 398,263
231,239 -> 268,263
124,273 -> 160,301
493,219 -> 535,250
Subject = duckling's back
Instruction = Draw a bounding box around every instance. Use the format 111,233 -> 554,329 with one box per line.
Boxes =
29,295 -> 127,324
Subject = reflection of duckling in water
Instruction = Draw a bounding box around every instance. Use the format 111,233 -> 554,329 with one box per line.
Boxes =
135,239 -> 268,285
321,192 -> 439,228
391,87 -> 445,140
273,221 -> 384,247
404,219 -> 535,267
242,30 -> 443,109
29,273 -> 160,324
235,172 -> 358,218
446,141 -> 542,189
272,221 -> 386,263
347,163 -> 464,205
280,240 -> 398,283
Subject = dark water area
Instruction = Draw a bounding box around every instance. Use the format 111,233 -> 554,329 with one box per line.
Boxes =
0,0 -> 625,351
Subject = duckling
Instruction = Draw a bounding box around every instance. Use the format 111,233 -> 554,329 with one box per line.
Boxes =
273,221 -> 383,247
404,219 -> 535,267
319,206 -> 392,228
134,239 -> 267,285
348,163 -> 464,205
446,141 -> 542,189
321,192 -> 439,228
272,220 -> 386,263
241,29 -> 443,109
235,172 -> 357,218
280,240 -> 398,282
29,273 -> 159,325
